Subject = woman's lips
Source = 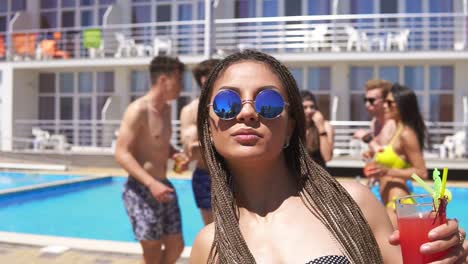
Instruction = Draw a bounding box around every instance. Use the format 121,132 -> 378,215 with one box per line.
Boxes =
233,134 -> 260,145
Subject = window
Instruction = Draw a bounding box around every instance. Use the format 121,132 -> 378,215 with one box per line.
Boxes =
350,0 -> 374,14
429,0 -> 454,50
62,11 -> 75,28
78,72 -> 93,93
378,66 -> 399,83
38,71 -> 117,145
404,66 -> 424,90
132,6 -> 150,23
39,73 -> 56,93
289,68 -> 304,88
41,0 -> 58,9
11,0 -> 26,11
429,66 -> 453,121
62,0 -> 75,8
350,66 -> 373,121
59,73 -> 74,94
235,0 -> 256,18
263,0 -> 278,17
131,70 -> 149,101
40,0 -> 113,28
156,5 -> 171,22
307,67 -> 331,119
308,0 -> 330,15
39,97 -> 55,120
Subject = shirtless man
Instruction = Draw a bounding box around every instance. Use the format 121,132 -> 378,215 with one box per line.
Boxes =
179,59 -> 220,225
115,56 -> 185,264
354,79 -> 396,146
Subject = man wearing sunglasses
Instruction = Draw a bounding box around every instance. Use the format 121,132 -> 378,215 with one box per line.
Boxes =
354,79 -> 395,146
180,59 -> 220,226
115,56 -> 186,264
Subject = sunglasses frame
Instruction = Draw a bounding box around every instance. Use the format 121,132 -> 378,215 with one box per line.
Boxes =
207,88 -> 289,120
385,99 -> 396,107
363,97 -> 382,105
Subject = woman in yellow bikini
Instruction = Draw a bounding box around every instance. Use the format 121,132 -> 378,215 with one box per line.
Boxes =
365,83 -> 428,228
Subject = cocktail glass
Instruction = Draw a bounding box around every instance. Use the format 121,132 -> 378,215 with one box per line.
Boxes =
396,194 -> 448,264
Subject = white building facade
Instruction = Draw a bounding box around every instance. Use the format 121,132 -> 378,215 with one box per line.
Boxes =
0,0 -> 467,152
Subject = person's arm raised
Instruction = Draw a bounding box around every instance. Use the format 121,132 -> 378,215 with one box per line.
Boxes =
180,102 -> 202,161
342,181 -> 402,263
322,120 -> 335,161
313,111 -> 333,162
114,102 -> 174,202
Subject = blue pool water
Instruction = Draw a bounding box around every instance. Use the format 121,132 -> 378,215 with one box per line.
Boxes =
0,172 -> 81,191
0,177 -> 204,246
0,175 -> 466,247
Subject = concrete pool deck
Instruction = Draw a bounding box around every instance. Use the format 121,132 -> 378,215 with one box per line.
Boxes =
0,157 -> 467,263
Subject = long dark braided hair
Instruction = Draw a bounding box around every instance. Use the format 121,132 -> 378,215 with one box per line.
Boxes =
197,50 -> 383,263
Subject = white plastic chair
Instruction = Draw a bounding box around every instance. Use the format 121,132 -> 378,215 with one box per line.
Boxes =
440,131 -> 466,159
453,131 -> 466,158
153,37 -> 172,56
88,44 -> 105,58
32,127 -> 51,150
345,25 -> 369,51
114,33 -> 135,58
305,24 -> 328,51
386,29 -> 410,51
49,134 -> 71,151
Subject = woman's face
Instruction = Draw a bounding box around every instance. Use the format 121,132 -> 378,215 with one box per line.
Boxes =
208,61 -> 294,163
383,92 -> 400,120
302,99 -> 316,124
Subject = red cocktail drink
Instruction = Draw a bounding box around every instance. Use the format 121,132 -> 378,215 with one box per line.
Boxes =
397,195 -> 448,264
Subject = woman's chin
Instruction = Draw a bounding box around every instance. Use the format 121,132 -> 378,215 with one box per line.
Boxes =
221,146 -> 276,161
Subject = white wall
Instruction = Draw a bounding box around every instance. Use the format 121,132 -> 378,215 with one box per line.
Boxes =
331,63 -> 350,121
454,61 -> 468,123
0,66 -> 13,151
26,0 -> 40,29
11,12 -> 32,31
12,69 -> 38,149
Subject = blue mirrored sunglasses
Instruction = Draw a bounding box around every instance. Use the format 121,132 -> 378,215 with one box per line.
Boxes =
207,88 -> 289,120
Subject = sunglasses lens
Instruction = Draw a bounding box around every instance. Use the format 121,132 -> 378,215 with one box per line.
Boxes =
364,98 -> 375,105
255,89 -> 285,119
212,90 -> 242,120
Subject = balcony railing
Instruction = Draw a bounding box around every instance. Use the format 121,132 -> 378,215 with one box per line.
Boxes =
1,12 -> 467,62
13,119 -> 467,159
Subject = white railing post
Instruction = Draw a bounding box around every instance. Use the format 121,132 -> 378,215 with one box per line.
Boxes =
463,96 -> 468,157
331,96 -> 338,121
204,0 -> 215,59
7,12 -> 20,60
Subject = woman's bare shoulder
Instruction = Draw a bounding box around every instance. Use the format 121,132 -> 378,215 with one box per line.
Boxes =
190,223 -> 215,263
339,181 -> 388,220
340,181 -> 376,205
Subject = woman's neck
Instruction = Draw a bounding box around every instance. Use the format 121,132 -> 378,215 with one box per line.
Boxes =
227,155 -> 298,216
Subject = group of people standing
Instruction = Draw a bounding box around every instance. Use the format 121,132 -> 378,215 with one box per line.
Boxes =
115,51 -> 467,264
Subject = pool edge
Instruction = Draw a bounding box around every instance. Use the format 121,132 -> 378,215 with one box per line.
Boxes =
0,231 -> 192,259
0,175 -> 111,195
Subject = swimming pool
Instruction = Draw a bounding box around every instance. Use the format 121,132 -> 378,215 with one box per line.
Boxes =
0,171 -> 81,191
0,177 -> 204,246
0,175 -> 465,247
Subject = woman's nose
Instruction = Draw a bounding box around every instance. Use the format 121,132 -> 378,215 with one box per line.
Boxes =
236,101 -> 259,122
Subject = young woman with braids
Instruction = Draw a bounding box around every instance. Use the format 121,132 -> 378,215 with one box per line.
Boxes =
189,50 -> 467,263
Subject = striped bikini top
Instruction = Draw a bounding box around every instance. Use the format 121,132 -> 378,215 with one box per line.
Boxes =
305,255 -> 350,264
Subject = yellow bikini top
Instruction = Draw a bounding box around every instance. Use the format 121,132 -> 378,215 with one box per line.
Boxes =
375,125 -> 410,169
